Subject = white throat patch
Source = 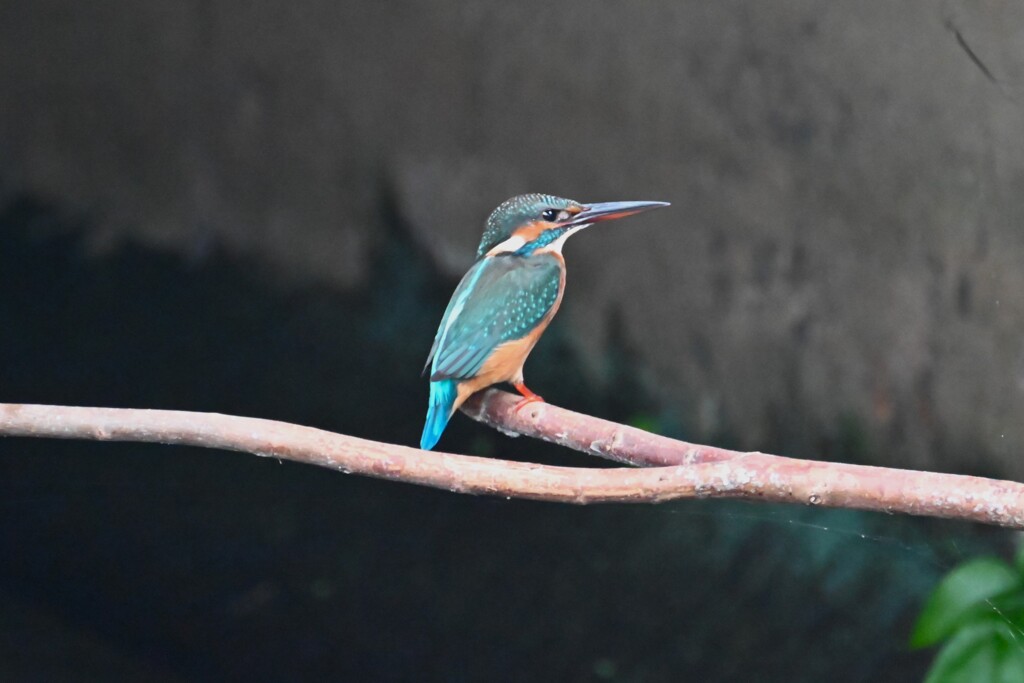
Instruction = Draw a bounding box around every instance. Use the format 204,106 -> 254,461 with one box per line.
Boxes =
542,225 -> 586,254
485,234 -> 527,256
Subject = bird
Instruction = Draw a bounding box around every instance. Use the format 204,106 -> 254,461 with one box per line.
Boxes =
420,193 -> 669,450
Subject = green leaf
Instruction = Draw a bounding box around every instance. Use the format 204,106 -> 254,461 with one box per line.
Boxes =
994,629 -> 1024,683
912,557 -> 1020,648
924,621 -> 1002,683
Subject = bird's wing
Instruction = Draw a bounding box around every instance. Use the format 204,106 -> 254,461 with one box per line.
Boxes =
422,259 -> 490,375
426,254 -> 562,381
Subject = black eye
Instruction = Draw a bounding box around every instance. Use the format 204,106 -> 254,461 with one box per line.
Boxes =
541,209 -> 560,222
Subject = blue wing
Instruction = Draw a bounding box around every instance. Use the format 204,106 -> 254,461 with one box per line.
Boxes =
425,254 -> 562,381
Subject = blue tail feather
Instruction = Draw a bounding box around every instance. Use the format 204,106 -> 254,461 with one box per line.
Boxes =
421,379 -> 458,450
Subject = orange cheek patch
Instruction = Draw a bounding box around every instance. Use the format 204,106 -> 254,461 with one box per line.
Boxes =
513,221 -> 547,243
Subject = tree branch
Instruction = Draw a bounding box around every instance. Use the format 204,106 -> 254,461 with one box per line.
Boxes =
1,394 -> 1022,529
462,390 -> 736,467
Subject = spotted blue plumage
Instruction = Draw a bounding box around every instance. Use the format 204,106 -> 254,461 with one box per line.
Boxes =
424,253 -> 562,381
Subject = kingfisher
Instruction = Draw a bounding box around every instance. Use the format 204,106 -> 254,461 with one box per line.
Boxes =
420,193 -> 669,450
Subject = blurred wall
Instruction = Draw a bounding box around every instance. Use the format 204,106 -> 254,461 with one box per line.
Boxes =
2,1 -> 1024,475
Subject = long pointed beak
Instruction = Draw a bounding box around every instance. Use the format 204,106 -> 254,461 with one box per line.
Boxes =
566,200 -> 670,227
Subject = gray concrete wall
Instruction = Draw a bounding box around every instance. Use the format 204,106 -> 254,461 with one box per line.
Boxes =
3,1 -> 1024,475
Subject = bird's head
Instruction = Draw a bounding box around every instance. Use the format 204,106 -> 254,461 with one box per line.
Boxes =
476,193 -> 669,258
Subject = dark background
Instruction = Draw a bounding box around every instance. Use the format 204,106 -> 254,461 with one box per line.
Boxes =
2,2 -> 1023,681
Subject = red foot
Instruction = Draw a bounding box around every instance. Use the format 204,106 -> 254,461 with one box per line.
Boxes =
512,382 -> 545,413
